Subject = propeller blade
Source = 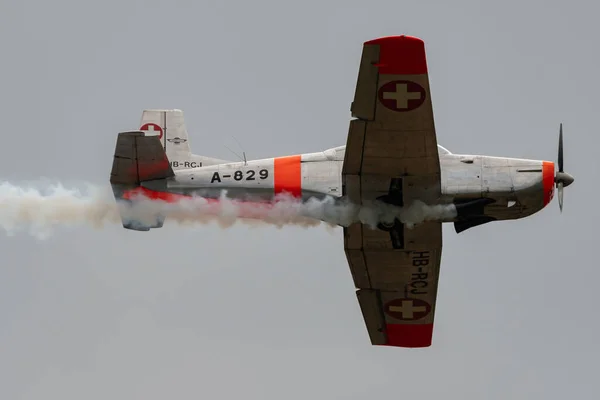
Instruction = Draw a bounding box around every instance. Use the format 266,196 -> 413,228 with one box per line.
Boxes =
558,123 -> 564,173
554,123 -> 573,212
558,181 -> 564,212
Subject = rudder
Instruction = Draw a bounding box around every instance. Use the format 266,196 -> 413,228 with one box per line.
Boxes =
139,109 -> 232,169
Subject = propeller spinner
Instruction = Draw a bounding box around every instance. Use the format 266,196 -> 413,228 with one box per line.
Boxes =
554,123 -> 575,211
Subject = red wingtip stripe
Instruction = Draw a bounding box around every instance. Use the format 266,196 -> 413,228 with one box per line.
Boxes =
365,35 -> 427,75
542,161 -> 555,207
384,323 -> 434,348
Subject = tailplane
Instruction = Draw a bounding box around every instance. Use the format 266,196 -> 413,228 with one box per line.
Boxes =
138,109 -> 231,169
109,131 -> 175,231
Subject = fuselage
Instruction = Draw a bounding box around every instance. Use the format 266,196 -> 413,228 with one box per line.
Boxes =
137,144 -> 555,224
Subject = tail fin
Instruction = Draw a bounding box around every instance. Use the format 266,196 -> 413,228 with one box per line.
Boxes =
110,131 -> 175,231
138,109 -> 231,169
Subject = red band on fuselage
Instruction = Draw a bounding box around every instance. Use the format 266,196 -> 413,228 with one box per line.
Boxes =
542,161 -> 555,206
274,155 -> 302,197
365,35 -> 428,75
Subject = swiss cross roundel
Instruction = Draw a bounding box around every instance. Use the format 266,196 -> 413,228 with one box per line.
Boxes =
384,298 -> 431,321
378,80 -> 426,112
140,123 -> 163,139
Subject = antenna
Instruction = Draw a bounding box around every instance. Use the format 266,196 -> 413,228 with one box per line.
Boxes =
223,145 -> 244,162
231,136 -> 248,166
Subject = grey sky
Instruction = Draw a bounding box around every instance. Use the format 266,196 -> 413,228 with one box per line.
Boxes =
0,0 -> 596,398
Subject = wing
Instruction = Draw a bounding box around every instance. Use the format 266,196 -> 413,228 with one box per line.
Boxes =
342,36 -> 443,348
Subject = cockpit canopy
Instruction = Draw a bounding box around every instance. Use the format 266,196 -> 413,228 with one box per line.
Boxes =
323,145 -> 347,161
322,144 -> 451,161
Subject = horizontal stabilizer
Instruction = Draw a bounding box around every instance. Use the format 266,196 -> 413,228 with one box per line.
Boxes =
109,131 -> 174,231
110,131 -> 174,185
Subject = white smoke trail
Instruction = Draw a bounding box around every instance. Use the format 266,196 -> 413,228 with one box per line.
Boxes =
0,182 -> 120,239
0,182 -> 457,238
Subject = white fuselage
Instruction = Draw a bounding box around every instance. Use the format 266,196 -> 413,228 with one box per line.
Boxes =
140,145 -> 555,223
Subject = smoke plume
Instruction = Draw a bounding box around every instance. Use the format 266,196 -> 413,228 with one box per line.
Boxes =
0,182 -> 457,238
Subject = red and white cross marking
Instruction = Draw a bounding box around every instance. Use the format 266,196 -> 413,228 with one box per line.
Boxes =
382,83 -> 422,109
388,300 -> 427,319
140,123 -> 163,139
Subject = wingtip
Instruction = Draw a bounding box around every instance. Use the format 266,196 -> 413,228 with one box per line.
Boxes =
384,323 -> 434,348
365,34 -> 424,45
364,35 -> 427,75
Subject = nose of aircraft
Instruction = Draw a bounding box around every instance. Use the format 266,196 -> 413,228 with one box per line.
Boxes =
554,123 -> 574,212
542,161 -> 555,206
542,123 -> 575,211
555,171 -> 575,187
